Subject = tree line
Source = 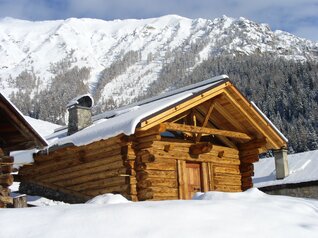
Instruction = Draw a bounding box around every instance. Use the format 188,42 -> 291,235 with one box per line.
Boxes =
7,52 -> 318,153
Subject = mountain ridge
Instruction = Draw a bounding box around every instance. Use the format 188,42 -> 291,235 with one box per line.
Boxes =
1,15 -> 317,105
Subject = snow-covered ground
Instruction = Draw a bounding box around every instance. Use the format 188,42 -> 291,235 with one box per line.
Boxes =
1,188 -> 317,238
253,150 -> 318,187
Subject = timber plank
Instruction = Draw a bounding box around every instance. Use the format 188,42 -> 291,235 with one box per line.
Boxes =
177,160 -> 185,199
201,162 -> 209,192
208,163 -> 215,190
68,176 -> 127,192
137,178 -> 178,189
36,154 -> 125,182
53,166 -> 127,187
163,122 -> 252,140
136,161 -> 177,171
20,149 -> 122,177
136,170 -> 177,180
214,184 -> 242,192
214,166 -> 241,175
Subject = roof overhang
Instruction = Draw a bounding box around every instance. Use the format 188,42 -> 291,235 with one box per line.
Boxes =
0,93 -> 47,153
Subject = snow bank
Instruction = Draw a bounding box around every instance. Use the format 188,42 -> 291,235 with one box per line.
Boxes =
193,187 -> 265,200
1,189 -> 317,238
86,193 -> 130,205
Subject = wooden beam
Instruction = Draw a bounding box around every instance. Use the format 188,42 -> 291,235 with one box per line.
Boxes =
190,109 -> 197,142
189,142 -> 213,155
194,110 -> 237,149
177,160 -> 185,199
223,88 -> 285,149
162,122 -> 252,141
167,110 -> 191,123
139,83 -> 228,130
0,195 -> 13,204
213,102 -> 247,132
239,138 -> 268,151
196,101 -> 215,143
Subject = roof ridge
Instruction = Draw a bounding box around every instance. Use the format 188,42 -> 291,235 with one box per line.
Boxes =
92,75 -> 229,121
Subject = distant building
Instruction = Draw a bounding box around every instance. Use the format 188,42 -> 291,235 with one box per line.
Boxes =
253,150 -> 318,199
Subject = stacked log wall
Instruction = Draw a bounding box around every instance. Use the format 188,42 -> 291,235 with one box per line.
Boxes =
19,135 -> 135,203
133,127 -> 242,200
0,150 -> 14,207
153,140 -> 242,194
238,143 -> 261,191
133,128 -> 177,201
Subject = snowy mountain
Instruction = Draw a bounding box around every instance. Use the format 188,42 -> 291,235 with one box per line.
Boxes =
0,15 -> 318,107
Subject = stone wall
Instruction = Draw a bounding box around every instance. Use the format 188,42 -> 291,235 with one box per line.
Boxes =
19,181 -> 87,204
259,181 -> 318,199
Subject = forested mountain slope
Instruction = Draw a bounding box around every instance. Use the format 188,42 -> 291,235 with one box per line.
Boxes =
0,15 -> 317,152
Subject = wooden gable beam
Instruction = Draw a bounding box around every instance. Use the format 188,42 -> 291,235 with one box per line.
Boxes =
222,89 -> 281,149
195,101 -> 215,143
162,122 -> 253,141
213,101 -> 247,132
194,106 -> 238,149
167,110 -> 191,123
139,83 -> 229,131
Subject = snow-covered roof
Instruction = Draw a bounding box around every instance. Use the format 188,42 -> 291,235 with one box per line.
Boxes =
0,92 -> 48,148
47,75 -> 229,147
253,150 -> 318,187
24,116 -> 61,138
251,101 -> 288,142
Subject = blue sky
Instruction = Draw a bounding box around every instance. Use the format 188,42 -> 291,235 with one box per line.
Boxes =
0,0 -> 317,41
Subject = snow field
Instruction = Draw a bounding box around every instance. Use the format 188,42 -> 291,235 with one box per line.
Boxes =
1,188 -> 317,238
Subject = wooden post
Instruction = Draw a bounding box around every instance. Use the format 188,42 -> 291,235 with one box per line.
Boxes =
13,195 -> 28,208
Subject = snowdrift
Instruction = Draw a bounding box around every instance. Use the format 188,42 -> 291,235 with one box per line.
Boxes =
1,188 -> 317,238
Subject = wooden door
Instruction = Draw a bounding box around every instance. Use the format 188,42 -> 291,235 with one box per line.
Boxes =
185,163 -> 202,199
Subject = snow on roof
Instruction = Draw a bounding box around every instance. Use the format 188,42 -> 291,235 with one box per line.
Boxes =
66,94 -> 94,108
48,75 -> 229,147
251,101 -> 288,142
24,116 -> 61,138
253,150 -> 318,187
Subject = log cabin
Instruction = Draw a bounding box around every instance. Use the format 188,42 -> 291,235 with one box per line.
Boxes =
18,75 -> 288,202
0,93 -> 47,207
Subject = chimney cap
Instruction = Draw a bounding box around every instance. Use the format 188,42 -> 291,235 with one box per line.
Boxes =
67,94 -> 94,109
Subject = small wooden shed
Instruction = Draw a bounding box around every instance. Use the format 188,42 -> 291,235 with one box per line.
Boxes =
0,93 -> 47,207
18,75 -> 288,202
